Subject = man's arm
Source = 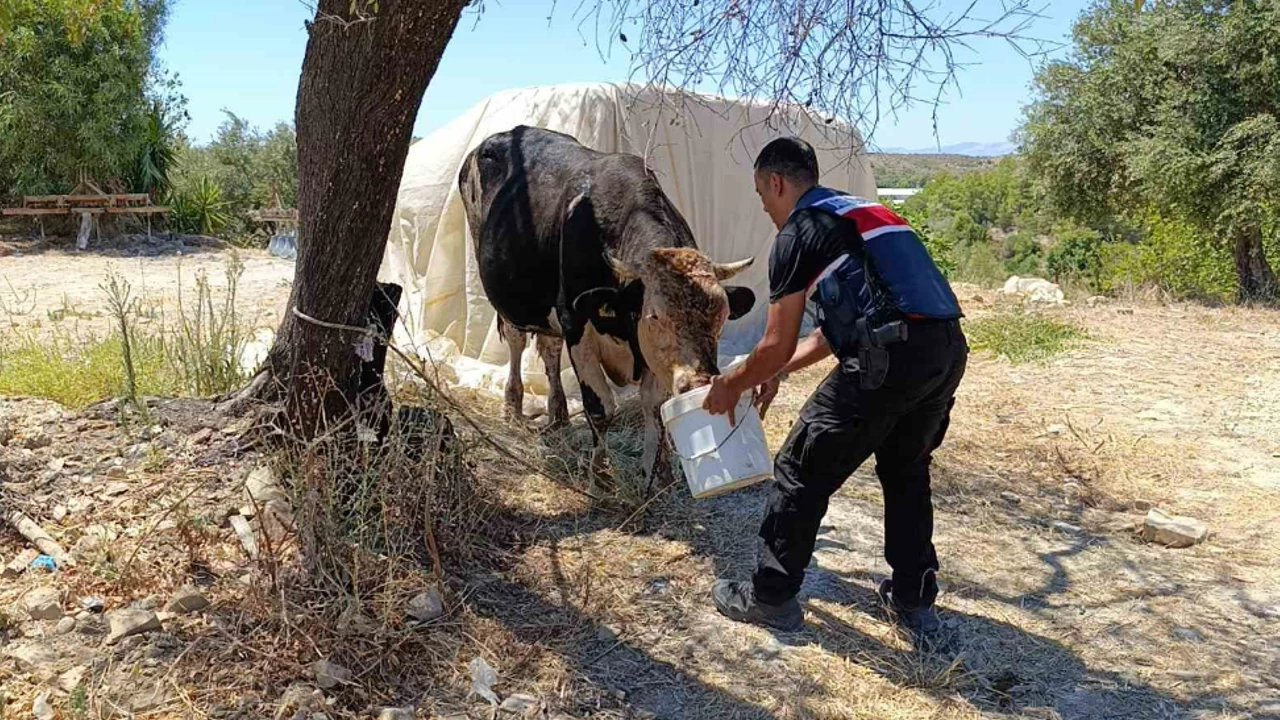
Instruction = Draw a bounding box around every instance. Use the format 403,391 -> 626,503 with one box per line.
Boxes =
721,291 -> 807,393
781,326 -> 833,376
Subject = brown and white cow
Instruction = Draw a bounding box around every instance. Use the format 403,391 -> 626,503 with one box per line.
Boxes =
458,126 -> 755,490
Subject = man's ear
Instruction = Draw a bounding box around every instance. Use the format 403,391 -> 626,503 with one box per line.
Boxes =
724,286 -> 756,320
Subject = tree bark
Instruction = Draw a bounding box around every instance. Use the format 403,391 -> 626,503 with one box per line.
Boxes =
1232,225 -> 1280,304
260,0 -> 468,439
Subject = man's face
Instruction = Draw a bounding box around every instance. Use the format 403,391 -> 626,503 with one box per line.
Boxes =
753,170 -> 790,230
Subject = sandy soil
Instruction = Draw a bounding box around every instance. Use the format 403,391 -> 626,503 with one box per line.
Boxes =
0,235 -> 294,338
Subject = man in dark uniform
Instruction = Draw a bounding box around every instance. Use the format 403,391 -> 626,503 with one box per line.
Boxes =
701,137 -> 967,643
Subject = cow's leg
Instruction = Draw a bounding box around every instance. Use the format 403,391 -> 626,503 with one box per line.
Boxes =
567,331 -> 617,489
500,319 -> 528,421
536,333 -> 570,431
641,369 -> 676,494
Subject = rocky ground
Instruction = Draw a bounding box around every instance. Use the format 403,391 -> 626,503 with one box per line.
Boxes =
2,243 -> 1279,719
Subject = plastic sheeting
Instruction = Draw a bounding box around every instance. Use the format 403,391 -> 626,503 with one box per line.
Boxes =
378,82 -> 875,403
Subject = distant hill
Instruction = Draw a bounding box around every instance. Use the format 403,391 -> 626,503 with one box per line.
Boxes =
878,141 -> 1015,157
867,153 -> 1002,189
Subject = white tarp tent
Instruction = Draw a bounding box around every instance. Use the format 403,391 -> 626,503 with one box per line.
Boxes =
378,82 -> 875,407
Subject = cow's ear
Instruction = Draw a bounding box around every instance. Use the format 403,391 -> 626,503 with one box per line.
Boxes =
617,278 -> 645,315
724,286 -> 756,320
573,287 -> 627,336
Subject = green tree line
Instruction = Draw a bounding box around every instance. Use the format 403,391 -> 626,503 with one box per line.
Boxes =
904,0 -> 1280,304
0,0 -> 295,242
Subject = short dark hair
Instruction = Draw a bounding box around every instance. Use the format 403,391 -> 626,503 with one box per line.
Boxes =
754,137 -> 819,186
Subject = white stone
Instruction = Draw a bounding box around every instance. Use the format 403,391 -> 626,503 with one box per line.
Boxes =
105,465 -> 128,480
1002,276 -> 1065,305
499,693 -> 540,716
375,708 -> 415,720
7,642 -> 57,676
1142,509 -> 1208,548
58,665 -> 88,693
55,616 -> 76,634
3,549 -> 39,578
25,586 -> 64,620
106,608 -> 162,644
33,692 -> 55,720
312,659 -> 352,690
1000,491 -> 1023,504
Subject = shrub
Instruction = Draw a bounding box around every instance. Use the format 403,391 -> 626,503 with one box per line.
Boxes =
166,177 -> 230,236
1099,214 -> 1238,303
1045,225 -> 1103,289
1001,231 -> 1043,276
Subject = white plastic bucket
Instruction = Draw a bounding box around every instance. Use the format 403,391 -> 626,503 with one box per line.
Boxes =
660,383 -> 773,499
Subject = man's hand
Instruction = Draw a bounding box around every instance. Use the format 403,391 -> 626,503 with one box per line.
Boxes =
754,375 -> 782,420
702,374 -> 742,426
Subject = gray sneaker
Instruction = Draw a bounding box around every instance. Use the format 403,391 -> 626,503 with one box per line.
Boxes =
712,580 -> 804,632
878,579 -> 945,649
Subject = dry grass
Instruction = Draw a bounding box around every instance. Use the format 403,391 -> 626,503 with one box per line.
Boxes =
3,262 -> 1278,719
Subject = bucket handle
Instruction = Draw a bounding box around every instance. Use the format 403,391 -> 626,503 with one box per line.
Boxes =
669,389 -> 757,463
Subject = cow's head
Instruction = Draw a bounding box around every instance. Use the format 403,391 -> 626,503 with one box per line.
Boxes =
575,248 -> 755,394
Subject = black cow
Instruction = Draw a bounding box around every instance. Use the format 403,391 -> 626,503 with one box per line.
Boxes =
458,126 -> 755,490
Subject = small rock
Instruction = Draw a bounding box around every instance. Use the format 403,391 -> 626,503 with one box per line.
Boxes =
1172,627 -> 1203,642
33,692 -> 55,720
406,586 -> 445,623
56,616 -> 76,634
107,608 -> 162,644
1086,295 -> 1107,307
3,549 -> 39,578
278,682 -> 324,712
79,596 -> 106,613
1000,491 -> 1023,505
499,693 -> 539,716
189,427 -> 214,444
229,515 -> 259,559
7,642 -> 57,676
52,504 -> 68,522
1142,508 -> 1208,548
1052,521 -> 1083,534
1130,499 -> 1155,512
375,708 -> 415,720
23,430 -> 52,449
25,586 -> 64,620
102,481 -> 131,496
58,665 -> 88,692
1046,424 -> 1068,436
105,465 -> 128,480
165,585 -> 210,614
312,659 -> 352,690
47,457 -> 66,473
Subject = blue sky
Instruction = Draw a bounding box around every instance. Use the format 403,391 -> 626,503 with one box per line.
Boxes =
161,1 -> 1087,151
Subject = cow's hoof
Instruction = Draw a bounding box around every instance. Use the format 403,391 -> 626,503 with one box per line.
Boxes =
533,415 -> 569,434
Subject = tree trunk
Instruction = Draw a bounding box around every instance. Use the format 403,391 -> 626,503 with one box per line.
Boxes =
1232,225 -> 1280,304
260,0 -> 468,439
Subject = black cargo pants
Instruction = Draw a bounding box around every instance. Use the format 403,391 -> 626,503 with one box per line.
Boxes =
754,319 -> 968,608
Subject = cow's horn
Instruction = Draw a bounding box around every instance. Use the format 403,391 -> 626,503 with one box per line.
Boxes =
605,253 -> 638,280
712,257 -> 754,281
